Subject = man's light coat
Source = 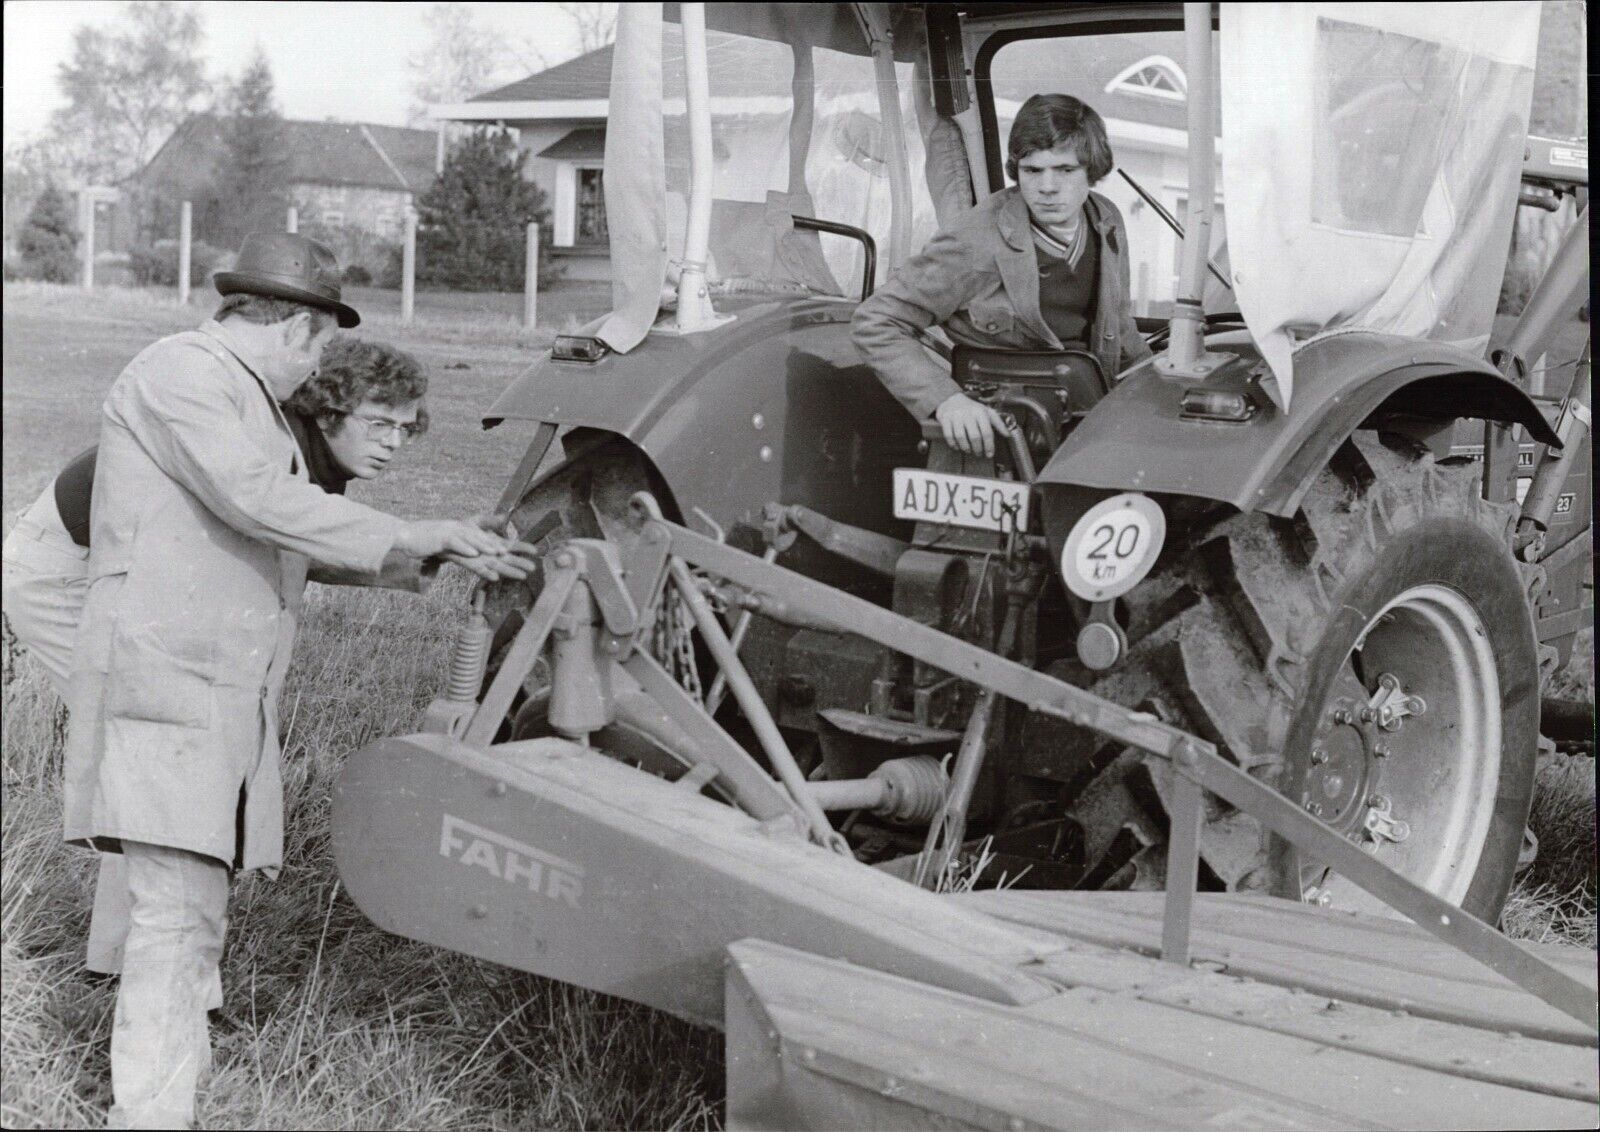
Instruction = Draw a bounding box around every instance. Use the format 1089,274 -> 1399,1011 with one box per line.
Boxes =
63,321 -> 403,875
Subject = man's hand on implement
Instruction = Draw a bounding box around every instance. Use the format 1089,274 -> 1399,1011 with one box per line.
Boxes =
403,515 -> 539,582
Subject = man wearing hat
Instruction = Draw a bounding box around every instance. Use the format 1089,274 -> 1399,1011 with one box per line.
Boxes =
56,233 -> 521,1129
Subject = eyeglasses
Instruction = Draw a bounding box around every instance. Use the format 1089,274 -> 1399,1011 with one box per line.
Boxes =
350,414 -> 423,443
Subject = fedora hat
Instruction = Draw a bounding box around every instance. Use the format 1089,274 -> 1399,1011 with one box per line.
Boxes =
214,232 -> 361,328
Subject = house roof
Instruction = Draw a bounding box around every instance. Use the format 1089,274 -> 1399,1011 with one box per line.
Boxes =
142,115 -> 438,194
537,127 -> 608,161
472,43 -> 616,103
455,29 -> 1211,133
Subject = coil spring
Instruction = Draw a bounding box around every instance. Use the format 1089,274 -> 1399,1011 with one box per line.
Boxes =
446,591 -> 492,703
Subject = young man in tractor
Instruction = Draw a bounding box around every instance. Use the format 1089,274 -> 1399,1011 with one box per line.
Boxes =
15,232 -> 530,1130
853,94 -> 1151,457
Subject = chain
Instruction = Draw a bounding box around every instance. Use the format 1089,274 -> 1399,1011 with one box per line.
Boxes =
652,581 -> 704,703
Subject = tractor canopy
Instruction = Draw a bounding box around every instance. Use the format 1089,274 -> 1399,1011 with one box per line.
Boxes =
582,2 -> 1542,406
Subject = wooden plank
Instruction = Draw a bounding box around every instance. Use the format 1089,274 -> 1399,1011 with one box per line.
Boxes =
1025,937 -> 1599,1104
726,939 -> 1598,1131
963,891 -> 1597,1045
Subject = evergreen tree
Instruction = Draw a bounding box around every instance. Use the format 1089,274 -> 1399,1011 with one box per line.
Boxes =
214,49 -> 290,246
17,183 -> 81,283
415,129 -> 558,291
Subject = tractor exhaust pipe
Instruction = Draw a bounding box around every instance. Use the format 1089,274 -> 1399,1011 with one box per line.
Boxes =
1157,2 -> 1227,380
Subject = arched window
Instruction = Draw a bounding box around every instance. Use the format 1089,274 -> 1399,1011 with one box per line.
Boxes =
1105,55 -> 1187,102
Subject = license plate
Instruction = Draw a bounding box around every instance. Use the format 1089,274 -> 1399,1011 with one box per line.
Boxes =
892,468 -> 1030,533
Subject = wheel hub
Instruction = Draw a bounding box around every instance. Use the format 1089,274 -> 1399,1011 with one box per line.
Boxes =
1303,696 -> 1380,831
1299,584 -> 1500,910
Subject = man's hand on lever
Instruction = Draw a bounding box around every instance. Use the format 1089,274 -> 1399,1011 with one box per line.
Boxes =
934,392 -> 1009,458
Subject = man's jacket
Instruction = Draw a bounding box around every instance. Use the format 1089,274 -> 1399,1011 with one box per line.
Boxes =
63,321 -> 402,874
852,187 -> 1152,420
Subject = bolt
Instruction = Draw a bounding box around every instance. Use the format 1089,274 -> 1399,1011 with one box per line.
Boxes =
1373,743 -> 1390,758
1367,793 -> 1389,809
1406,695 -> 1427,716
751,413 -> 765,430
553,551 -> 575,569
1316,891 -> 1333,907
1310,747 -> 1328,765
759,445 -> 773,463
1335,709 -> 1353,725
1359,707 -> 1376,723
1304,800 -> 1322,815
1379,673 -> 1400,691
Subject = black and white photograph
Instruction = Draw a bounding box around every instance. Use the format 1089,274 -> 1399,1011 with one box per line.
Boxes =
1,2 -> 1592,1129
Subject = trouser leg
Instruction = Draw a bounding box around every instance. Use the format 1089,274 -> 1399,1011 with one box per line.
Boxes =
106,841 -> 229,1131
87,852 -> 130,975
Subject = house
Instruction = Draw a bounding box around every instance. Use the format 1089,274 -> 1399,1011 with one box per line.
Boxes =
132,116 -> 440,247
428,26 -> 1219,300
429,45 -> 624,280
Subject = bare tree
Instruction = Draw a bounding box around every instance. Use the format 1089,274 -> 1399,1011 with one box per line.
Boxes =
407,3 -> 546,126
49,1 -> 210,186
559,2 -> 618,54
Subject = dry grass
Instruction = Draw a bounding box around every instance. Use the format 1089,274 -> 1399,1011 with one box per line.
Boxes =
2,283 -> 1593,1128
2,583 -> 723,1131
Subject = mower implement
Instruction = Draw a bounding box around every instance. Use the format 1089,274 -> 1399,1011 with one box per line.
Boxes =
334,507 -> 1599,1128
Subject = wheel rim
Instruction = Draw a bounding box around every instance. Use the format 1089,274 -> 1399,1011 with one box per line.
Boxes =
1302,583 -> 1501,910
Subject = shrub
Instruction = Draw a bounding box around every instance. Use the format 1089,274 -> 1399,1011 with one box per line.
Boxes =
343,264 -> 373,286
127,239 -> 230,287
416,129 -> 562,291
16,184 -> 79,283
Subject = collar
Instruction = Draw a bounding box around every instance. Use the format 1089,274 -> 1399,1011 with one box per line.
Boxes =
998,188 -> 1114,252
199,319 -> 267,381
197,319 -> 297,438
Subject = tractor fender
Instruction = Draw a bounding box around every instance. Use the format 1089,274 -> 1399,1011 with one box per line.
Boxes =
482,296 -> 923,540
1037,330 -> 1560,518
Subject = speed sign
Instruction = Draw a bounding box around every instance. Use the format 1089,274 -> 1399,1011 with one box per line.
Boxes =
1059,492 -> 1167,601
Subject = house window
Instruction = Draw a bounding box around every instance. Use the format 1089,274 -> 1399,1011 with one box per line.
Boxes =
576,168 -> 608,243
1105,55 -> 1187,102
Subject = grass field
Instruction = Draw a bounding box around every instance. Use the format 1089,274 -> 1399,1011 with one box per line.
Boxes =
2,282 -> 1593,1129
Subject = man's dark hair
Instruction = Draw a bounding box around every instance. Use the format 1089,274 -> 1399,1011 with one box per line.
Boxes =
284,336 -> 431,435
214,293 -> 337,335
1006,94 -> 1114,185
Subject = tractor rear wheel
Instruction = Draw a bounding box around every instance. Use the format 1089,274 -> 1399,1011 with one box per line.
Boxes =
1066,436 -> 1540,920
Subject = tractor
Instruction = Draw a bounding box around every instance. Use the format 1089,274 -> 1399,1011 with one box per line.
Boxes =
333,3 -> 1595,1126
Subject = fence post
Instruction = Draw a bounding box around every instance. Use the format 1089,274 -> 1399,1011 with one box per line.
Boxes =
79,190 -> 96,290
524,221 -> 540,328
178,201 -> 192,307
286,206 -> 298,234
401,209 -> 417,324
